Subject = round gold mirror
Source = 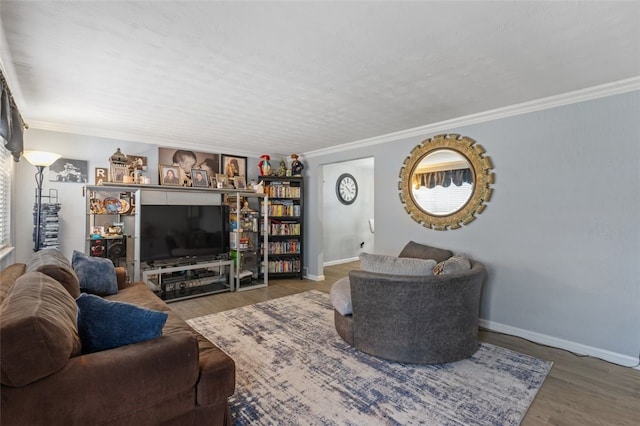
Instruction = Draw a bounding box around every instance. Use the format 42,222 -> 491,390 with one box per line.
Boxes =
399,134 -> 494,230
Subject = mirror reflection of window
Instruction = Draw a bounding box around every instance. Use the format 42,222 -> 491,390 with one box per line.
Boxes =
410,150 -> 473,216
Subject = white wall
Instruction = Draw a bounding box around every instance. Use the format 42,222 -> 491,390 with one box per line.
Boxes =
322,158 -> 374,265
304,91 -> 640,366
14,129 -> 260,263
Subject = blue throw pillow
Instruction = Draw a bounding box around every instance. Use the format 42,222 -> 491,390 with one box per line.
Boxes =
72,250 -> 118,296
76,293 -> 168,354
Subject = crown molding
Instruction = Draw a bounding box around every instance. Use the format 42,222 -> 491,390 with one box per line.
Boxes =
303,76 -> 640,158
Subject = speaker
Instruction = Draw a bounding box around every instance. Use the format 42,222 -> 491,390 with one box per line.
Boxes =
90,239 -> 107,257
107,239 -> 126,258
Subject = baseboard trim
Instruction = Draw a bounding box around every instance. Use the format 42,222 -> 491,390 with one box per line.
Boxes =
304,273 -> 325,282
323,257 -> 359,267
479,319 -> 640,369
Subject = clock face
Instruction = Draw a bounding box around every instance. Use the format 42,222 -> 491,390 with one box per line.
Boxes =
336,173 -> 358,205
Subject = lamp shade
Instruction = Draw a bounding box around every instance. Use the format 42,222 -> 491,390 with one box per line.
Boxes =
23,151 -> 61,167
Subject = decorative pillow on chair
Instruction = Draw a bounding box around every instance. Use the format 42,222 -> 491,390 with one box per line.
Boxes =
76,293 -> 168,354
330,277 -> 352,316
433,256 -> 472,275
398,241 -> 453,263
359,253 -> 436,276
72,250 -> 118,296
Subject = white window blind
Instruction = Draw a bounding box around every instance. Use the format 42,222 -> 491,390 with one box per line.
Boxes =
0,145 -> 11,249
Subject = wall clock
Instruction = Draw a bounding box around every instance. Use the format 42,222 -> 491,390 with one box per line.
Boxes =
336,173 -> 358,205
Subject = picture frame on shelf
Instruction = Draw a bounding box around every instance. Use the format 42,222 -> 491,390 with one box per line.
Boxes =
158,148 -> 220,182
191,168 -> 210,188
210,177 -> 217,188
216,174 -> 229,189
126,155 -> 148,172
221,154 -> 247,182
159,165 -> 181,186
233,176 -> 246,190
110,164 -> 128,183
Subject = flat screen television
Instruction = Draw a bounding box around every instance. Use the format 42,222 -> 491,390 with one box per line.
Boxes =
140,204 -> 230,263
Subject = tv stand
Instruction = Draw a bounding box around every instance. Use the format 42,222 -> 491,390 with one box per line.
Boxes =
142,259 -> 234,303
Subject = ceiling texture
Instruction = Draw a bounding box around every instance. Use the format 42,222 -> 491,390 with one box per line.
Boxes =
1,1 -> 639,157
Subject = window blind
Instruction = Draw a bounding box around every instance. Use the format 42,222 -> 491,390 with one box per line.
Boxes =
0,145 -> 11,249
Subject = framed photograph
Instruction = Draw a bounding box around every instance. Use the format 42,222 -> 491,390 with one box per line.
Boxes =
210,177 -> 217,189
159,165 -> 181,186
216,174 -> 229,189
233,176 -> 246,190
191,168 -> 210,188
221,154 -> 247,182
49,158 -> 89,183
110,164 -> 129,183
126,155 -> 148,171
158,148 -> 220,182
95,167 -> 108,185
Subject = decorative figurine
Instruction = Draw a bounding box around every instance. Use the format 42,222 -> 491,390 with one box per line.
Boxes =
258,154 -> 271,176
291,153 -> 304,176
277,159 -> 287,176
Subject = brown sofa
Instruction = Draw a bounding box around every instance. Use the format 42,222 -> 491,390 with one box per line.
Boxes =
0,251 -> 235,426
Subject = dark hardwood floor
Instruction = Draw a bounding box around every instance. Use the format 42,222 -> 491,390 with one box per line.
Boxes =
170,262 -> 640,426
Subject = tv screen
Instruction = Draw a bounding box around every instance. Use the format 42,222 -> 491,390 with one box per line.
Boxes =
140,204 -> 229,263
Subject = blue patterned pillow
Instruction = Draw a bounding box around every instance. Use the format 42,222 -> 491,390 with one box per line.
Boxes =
76,293 -> 168,354
72,250 -> 118,296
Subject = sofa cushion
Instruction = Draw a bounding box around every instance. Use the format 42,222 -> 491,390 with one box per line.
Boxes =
76,293 -> 168,354
0,272 -> 81,387
330,276 -> 352,315
359,253 -> 436,276
398,241 -> 453,263
0,263 -> 26,304
26,248 -> 80,298
433,256 -> 472,275
72,250 -> 118,296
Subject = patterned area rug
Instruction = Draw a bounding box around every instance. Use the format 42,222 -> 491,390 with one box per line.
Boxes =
187,290 -> 552,425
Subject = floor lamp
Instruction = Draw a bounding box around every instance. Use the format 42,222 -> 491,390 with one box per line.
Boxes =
23,151 -> 61,252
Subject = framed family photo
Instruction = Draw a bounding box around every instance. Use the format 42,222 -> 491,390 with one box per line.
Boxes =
159,165 -> 181,186
233,176 -> 246,190
158,148 -> 220,182
221,154 -> 247,182
191,168 -> 210,188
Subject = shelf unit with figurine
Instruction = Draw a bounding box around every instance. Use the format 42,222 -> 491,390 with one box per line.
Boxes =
226,193 -> 269,291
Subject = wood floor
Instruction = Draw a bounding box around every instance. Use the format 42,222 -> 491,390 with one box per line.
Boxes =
170,262 -> 640,426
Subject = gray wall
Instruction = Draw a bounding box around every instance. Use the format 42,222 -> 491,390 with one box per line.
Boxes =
304,91 -> 640,365
322,158 -> 374,265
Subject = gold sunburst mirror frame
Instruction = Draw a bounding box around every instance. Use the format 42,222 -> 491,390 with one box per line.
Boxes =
399,134 -> 494,230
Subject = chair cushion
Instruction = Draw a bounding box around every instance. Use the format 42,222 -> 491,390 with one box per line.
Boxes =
72,250 -> 118,296
398,241 -> 453,263
433,256 -> 472,275
359,253 -> 436,276
0,272 -> 81,387
76,293 -> 168,354
330,277 -> 352,315
26,248 -> 81,298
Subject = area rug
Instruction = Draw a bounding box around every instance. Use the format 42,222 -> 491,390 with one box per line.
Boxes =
187,290 -> 552,425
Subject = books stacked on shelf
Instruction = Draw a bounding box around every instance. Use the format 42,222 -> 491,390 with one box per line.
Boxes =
34,203 -> 62,250
265,182 -> 301,198
268,258 -> 301,274
268,240 -> 301,254
264,200 -> 300,217
270,221 -> 300,236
